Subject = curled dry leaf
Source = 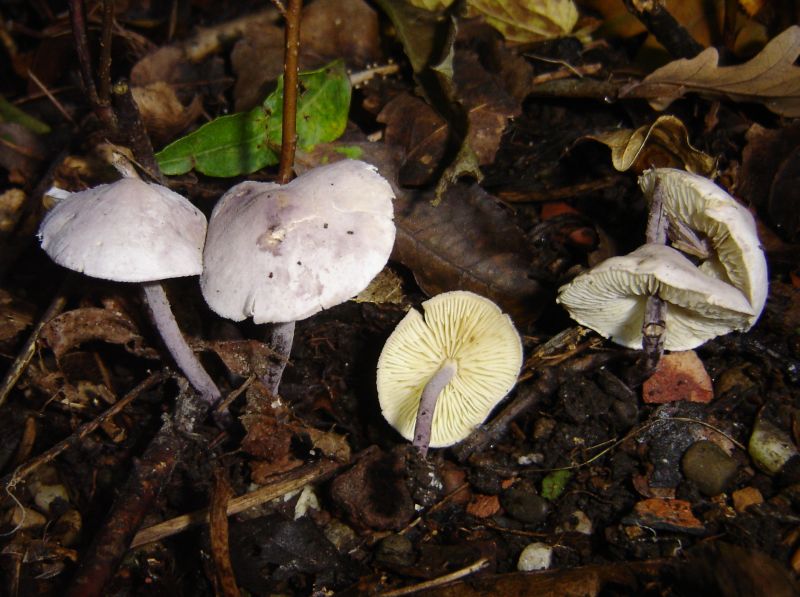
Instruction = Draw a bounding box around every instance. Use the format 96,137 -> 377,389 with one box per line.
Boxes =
0,287 -> 34,343
621,25 -> 800,117
39,307 -> 158,361
131,82 -> 203,145
394,183 -> 549,324
581,115 -> 716,176
201,339 -> 277,379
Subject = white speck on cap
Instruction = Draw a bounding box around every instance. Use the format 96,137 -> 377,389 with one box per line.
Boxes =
200,159 -> 396,323
38,178 -> 207,282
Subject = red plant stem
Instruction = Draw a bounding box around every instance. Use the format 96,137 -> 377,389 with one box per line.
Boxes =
276,0 -> 301,184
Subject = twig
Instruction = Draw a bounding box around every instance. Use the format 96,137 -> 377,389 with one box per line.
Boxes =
27,70 -> 76,125
210,468 -> 240,597
1,371 -> 165,493
97,0 -> 114,105
65,379 -> 214,597
111,80 -> 163,183
276,0 -> 301,184
379,558 -> 490,596
622,0 -> 704,59
130,458 -> 341,548
68,0 -> 116,130
0,279 -> 70,409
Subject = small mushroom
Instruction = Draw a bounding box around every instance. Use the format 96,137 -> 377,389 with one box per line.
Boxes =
377,291 -> 523,454
38,177 -> 221,406
557,244 -> 754,350
200,159 -> 395,391
639,168 -> 768,323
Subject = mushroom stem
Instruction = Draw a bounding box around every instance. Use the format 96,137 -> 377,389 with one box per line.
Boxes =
141,282 -> 221,407
642,181 -> 668,371
263,320 -> 295,395
413,360 -> 458,457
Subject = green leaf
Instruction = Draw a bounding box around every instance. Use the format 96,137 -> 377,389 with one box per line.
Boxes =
0,95 -> 51,135
156,108 -> 275,177
155,60 -> 351,177
541,469 -> 571,500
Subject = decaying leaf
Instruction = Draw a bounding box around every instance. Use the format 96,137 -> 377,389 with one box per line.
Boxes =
393,182 -> 549,324
621,25 -> 800,117
642,351 -> 714,404
0,287 -> 34,343
131,82 -> 203,145
466,0 -> 580,42
581,115 -> 716,175
201,339 -> 276,379
0,122 -> 48,182
409,0 -> 456,9
0,188 -> 26,233
39,307 -> 158,360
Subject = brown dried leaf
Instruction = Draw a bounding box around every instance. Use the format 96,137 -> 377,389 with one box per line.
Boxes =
39,307 -> 157,360
738,123 -> 800,242
301,427 -> 351,463
0,288 -> 34,343
202,339 -> 277,379
131,82 -> 203,145
393,183 -> 549,324
621,25 -> 800,117
0,123 -> 47,182
581,115 -> 716,176
0,188 -> 26,233
378,51 -> 520,186
642,351 -> 714,404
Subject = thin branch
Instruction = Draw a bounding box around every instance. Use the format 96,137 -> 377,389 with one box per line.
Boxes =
622,0 -> 704,59
111,80 -> 164,183
97,0 -> 115,105
276,0 -> 301,184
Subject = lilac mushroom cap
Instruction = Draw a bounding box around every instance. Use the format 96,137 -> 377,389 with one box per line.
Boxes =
38,177 -> 206,282
200,159 -> 396,324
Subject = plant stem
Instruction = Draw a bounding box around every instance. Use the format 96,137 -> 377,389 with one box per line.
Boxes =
276,0 -> 301,184
413,360 -> 457,457
141,282 -> 221,407
112,80 -> 164,183
98,0 -> 114,106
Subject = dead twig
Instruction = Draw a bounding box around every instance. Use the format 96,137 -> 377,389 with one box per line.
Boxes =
130,458 -> 342,548
1,371 -> 165,495
111,80 -> 164,183
276,0 -> 301,184
379,558 -> 490,596
622,0 -> 704,59
210,468 -> 241,597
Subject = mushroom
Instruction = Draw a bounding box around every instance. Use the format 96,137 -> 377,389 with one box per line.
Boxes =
200,159 -> 395,391
377,291 -> 523,455
38,177 -> 221,406
557,243 -> 755,351
639,168 -> 768,323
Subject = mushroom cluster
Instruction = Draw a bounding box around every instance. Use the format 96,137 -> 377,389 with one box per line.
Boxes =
557,168 -> 768,351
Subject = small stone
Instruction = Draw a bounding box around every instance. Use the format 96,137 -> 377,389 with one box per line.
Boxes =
749,417 -> 799,475
568,510 -> 593,535
732,487 -> 764,513
517,542 -> 553,571
682,440 -> 738,496
375,533 -> 415,567
501,483 -> 550,525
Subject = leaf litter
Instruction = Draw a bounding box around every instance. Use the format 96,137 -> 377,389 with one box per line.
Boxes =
1,1 -> 800,595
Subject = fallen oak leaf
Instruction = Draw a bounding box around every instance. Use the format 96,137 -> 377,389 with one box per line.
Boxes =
466,0 -> 581,43
621,25 -> 800,117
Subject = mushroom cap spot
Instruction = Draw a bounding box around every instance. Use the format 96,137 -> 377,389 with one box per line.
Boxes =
377,290 -> 523,448
639,168 -> 768,325
200,160 -> 396,323
38,178 -> 207,282
557,244 -> 755,351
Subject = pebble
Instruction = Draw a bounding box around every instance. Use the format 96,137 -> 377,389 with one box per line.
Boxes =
517,542 -> 553,571
501,484 -> 551,525
681,440 -> 738,496
749,418 -> 799,475
374,534 -> 415,567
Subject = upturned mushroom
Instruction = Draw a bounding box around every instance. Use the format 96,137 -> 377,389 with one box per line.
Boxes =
557,243 -> 755,351
200,159 -> 395,391
377,291 -> 523,455
38,177 -> 221,406
639,168 -> 768,323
